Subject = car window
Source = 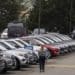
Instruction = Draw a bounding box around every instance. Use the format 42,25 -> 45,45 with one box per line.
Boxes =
45,36 -> 57,43
0,42 -> 12,50
35,38 -> 48,44
7,41 -> 21,48
34,39 -> 45,45
41,37 -> 54,44
47,36 -> 62,42
16,40 -> 28,46
22,40 -> 30,43
56,34 -> 71,41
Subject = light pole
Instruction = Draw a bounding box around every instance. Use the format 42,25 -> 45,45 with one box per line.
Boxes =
69,0 -> 73,33
38,0 -> 41,34
38,0 -> 48,34
25,14 -> 30,35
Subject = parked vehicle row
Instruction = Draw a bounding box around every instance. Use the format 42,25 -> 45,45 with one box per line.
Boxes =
0,32 -> 75,73
20,32 -> 75,57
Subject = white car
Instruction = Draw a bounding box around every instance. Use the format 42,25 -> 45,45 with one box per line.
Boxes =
32,28 -> 46,35
1,28 -> 8,38
0,40 -> 36,64
0,50 -> 13,73
0,42 -> 29,70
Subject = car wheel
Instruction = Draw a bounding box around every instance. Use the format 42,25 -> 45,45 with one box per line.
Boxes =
1,61 -> 7,73
68,47 -> 72,52
11,58 -> 17,70
12,58 -> 20,70
45,50 -> 52,59
33,53 -> 38,64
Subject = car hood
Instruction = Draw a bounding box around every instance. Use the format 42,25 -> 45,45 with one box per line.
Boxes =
14,48 -> 32,53
5,50 -> 27,55
43,44 -> 60,49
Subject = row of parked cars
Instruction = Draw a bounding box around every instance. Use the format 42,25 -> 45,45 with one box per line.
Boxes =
0,32 -> 75,73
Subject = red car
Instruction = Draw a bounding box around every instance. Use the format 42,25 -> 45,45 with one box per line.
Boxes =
42,44 -> 60,56
21,37 -> 60,58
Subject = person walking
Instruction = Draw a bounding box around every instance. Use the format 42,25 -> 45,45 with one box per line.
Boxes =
38,46 -> 46,72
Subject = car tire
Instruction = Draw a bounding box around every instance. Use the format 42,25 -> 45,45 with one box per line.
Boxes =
11,58 -> 17,70
68,47 -> 72,52
1,68 -> 7,74
12,58 -> 20,70
33,53 -> 38,64
1,61 -> 7,73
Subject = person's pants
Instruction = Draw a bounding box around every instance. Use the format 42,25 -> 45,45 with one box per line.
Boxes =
39,62 -> 45,72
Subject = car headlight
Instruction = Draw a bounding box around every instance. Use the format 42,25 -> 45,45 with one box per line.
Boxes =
24,54 -> 28,58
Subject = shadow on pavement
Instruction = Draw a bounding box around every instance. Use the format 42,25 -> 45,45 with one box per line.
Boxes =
1,71 -> 15,75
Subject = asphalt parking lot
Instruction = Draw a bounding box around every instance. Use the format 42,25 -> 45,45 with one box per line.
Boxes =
2,52 -> 75,75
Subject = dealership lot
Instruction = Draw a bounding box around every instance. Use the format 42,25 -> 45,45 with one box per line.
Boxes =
1,33 -> 75,74
2,52 -> 75,75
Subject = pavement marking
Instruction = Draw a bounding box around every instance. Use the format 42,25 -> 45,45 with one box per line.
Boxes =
46,65 -> 75,68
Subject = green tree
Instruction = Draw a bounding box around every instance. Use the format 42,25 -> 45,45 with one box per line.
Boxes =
0,0 -> 20,32
29,0 -> 75,34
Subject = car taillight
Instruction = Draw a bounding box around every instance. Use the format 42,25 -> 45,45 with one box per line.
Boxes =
53,48 -> 59,52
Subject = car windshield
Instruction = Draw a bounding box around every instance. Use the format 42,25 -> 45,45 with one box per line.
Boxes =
7,41 -> 21,48
55,34 -> 71,41
0,42 -> 12,50
40,38 -> 50,44
16,40 -> 29,46
35,38 -> 47,44
51,36 -> 62,42
46,36 -> 62,43
41,37 -> 54,44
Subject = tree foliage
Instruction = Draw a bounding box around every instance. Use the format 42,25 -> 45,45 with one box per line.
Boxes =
29,0 -> 75,34
0,0 -> 20,31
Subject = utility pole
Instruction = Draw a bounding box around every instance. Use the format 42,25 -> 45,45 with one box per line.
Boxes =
38,0 -> 41,34
69,0 -> 72,33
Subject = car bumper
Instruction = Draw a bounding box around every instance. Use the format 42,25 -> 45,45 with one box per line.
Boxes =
28,56 -> 35,64
60,47 -> 68,54
52,51 -> 60,56
20,58 -> 28,66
